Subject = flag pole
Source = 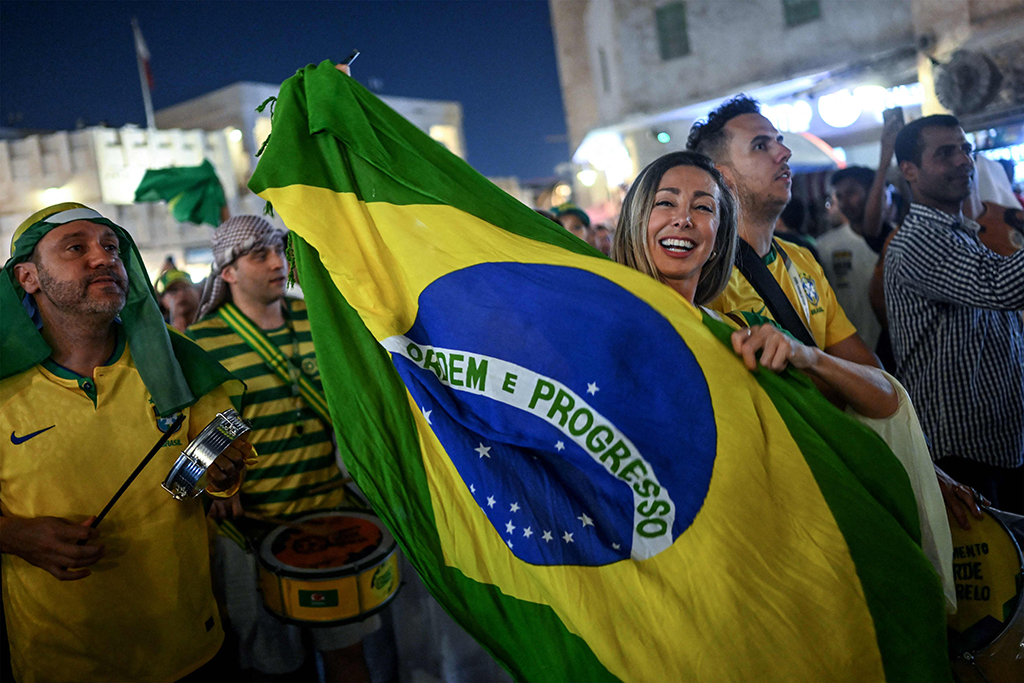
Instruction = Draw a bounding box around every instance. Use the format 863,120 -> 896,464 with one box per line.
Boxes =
131,17 -> 156,129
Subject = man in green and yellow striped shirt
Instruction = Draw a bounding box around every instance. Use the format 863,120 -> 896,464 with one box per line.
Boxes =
189,299 -> 343,516
188,215 -> 377,682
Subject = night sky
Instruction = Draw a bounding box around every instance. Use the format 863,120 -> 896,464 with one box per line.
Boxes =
0,0 -> 570,179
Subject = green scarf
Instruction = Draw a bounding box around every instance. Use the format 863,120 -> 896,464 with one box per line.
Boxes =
1,203 -> 237,416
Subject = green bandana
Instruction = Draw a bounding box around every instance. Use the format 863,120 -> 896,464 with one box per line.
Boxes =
1,203 -> 238,416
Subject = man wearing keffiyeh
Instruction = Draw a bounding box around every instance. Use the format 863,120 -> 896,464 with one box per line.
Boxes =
187,215 -> 378,682
0,203 -> 252,682
196,214 -> 290,321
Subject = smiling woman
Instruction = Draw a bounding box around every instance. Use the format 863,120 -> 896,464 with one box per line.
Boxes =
612,150 -> 737,306
613,151 -> 900,421
612,153 -> 961,609
646,166 -> 724,302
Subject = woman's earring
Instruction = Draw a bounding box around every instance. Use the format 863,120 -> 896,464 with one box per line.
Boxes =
710,249 -> 718,259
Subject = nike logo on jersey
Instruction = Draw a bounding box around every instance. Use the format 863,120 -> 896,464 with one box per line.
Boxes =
10,426 -> 56,444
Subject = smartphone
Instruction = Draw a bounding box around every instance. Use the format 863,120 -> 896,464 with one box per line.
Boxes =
883,106 -> 904,126
341,50 -> 360,66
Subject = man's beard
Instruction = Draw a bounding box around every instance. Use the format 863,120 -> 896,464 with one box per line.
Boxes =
37,265 -> 127,317
736,182 -> 788,226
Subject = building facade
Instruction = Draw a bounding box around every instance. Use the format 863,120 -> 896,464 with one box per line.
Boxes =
551,0 -> 1024,220
0,125 -> 251,281
1,84 -> 467,281
154,82 -> 467,176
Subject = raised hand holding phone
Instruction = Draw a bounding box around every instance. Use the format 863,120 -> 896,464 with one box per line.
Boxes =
881,106 -> 905,155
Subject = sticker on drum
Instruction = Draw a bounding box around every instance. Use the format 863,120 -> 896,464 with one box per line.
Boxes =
946,507 -> 1024,682
257,510 -> 400,625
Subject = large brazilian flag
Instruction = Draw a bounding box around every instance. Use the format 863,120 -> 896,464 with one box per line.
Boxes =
249,61 -> 949,681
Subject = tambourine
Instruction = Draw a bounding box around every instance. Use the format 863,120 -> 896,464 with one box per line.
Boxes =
162,409 -> 251,500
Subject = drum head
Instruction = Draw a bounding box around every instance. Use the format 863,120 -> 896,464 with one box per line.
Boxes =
259,511 -> 396,578
946,507 -> 1024,656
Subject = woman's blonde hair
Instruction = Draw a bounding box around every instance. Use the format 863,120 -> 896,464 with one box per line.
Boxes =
612,151 -> 737,306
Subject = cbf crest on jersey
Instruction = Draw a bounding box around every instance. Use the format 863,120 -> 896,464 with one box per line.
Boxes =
800,274 -> 821,307
151,400 -> 184,434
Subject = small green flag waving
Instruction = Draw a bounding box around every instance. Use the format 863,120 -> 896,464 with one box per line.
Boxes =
135,159 -> 226,227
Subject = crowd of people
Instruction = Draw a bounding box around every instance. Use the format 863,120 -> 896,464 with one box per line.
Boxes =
578,95 -> 1023,525
1,89 -> 1022,683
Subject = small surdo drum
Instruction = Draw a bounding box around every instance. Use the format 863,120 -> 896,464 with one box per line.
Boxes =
257,510 -> 400,625
946,507 -> 1024,683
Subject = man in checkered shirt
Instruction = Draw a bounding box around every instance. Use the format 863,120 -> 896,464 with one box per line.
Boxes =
885,114 -> 1024,514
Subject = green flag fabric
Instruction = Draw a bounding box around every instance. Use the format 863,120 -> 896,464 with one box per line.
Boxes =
134,159 -> 226,227
248,61 -> 950,682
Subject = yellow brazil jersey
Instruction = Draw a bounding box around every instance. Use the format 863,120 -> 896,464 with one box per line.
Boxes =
187,298 -> 346,518
708,239 -> 857,350
0,338 -> 229,683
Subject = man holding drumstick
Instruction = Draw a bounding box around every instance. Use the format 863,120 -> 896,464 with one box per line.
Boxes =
0,203 -> 252,682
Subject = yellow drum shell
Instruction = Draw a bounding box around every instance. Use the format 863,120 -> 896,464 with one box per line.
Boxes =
257,511 -> 400,625
946,507 -> 1024,683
